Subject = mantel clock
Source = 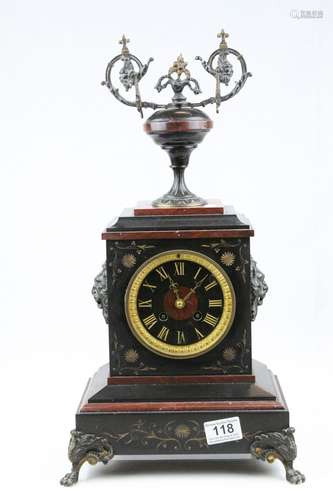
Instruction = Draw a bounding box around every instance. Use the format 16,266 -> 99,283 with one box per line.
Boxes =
61,29 -> 305,486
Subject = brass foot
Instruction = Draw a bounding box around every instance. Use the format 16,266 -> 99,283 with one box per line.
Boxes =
60,430 -> 114,486
250,427 -> 305,484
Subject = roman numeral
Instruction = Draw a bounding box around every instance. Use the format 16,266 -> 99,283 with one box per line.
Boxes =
194,267 -> 202,280
156,266 -> 169,281
195,328 -> 204,339
138,299 -> 152,308
142,313 -> 157,330
177,331 -> 186,344
157,326 -> 169,342
204,280 -> 217,292
143,281 -> 157,291
203,313 -> 219,327
209,299 -> 222,308
174,262 -> 185,275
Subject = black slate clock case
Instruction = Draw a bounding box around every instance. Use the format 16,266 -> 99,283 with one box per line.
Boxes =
106,234 -> 251,377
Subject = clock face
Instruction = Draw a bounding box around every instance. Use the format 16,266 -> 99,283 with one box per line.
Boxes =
125,250 -> 235,359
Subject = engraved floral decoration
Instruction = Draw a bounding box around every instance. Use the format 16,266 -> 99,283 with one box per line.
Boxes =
124,348 -> 139,364
222,346 -> 237,362
106,419 -> 208,451
237,243 -> 249,284
201,239 -> 248,283
220,251 -> 236,267
174,424 -> 191,439
203,328 -> 250,373
121,253 -> 137,268
111,330 -> 157,375
108,241 -> 155,287
202,238 -> 242,254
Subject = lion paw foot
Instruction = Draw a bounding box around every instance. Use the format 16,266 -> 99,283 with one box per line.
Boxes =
286,468 -> 305,485
60,471 -> 79,487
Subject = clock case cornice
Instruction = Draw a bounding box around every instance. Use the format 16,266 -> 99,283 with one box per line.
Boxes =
102,205 -> 254,240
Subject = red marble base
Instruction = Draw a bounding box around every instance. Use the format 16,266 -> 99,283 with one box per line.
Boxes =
134,199 -> 224,216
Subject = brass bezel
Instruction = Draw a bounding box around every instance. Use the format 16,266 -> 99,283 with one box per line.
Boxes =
124,249 -> 236,359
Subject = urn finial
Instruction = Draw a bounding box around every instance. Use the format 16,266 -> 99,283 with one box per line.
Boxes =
102,29 -> 251,207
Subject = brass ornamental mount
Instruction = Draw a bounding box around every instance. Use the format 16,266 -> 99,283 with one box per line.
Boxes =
102,30 -> 252,207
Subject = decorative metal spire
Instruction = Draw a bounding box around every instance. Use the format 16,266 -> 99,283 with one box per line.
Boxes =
155,54 -> 201,105
168,54 -> 190,77
217,29 -> 229,48
119,34 -> 130,55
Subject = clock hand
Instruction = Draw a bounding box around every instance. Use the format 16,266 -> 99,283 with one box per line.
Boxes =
183,273 -> 209,302
170,283 -> 181,300
167,274 -> 181,300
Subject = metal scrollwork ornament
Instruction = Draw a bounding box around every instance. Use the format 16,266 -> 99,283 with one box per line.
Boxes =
60,430 -> 114,487
102,29 -> 251,116
92,263 -> 108,323
102,34 -> 154,117
249,427 -> 305,484
250,257 -> 268,321
195,29 -> 252,112
155,54 -> 202,105
102,28 -> 251,207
